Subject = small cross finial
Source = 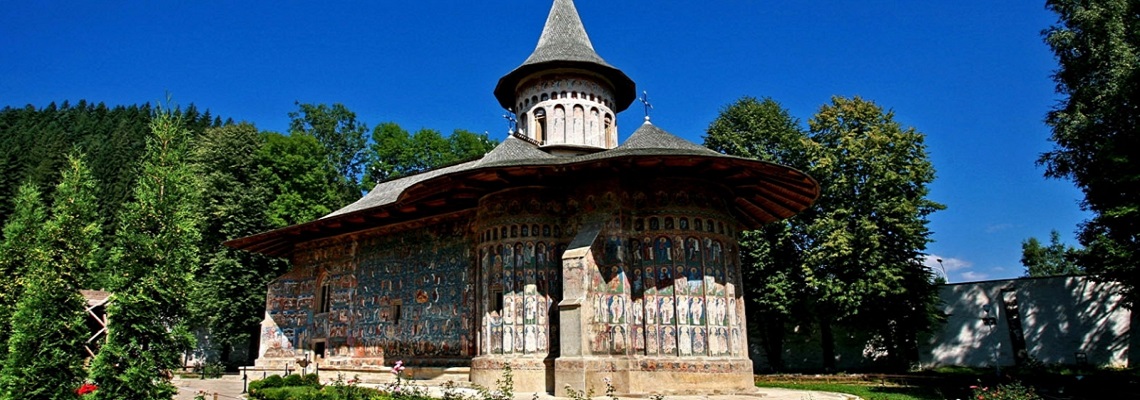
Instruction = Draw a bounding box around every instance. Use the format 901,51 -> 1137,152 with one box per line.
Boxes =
639,91 -> 653,122
503,108 -> 518,135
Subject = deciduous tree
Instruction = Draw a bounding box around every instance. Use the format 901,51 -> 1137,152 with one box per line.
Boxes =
257,132 -> 345,227
191,123 -> 287,365
363,123 -> 497,189
288,102 -> 367,202
1042,0 -> 1140,306
1021,230 -> 1082,277
704,96 -> 811,371
706,95 -> 943,371
804,96 -> 944,370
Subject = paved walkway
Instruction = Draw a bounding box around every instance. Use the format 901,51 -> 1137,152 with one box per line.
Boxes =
173,376 -> 858,400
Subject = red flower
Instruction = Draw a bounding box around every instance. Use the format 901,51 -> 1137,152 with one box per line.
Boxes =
76,383 -> 98,395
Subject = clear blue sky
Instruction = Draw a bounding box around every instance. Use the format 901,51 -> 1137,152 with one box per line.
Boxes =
0,1 -> 1088,283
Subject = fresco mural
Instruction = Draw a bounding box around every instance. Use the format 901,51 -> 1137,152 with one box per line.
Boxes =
262,221 -> 475,366
581,189 -> 745,359
261,185 -> 749,371
475,191 -> 567,359
352,221 -> 474,363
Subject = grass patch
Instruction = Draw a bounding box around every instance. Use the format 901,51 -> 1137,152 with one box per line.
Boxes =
756,382 -> 945,400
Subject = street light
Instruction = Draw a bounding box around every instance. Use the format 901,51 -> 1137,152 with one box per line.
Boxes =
935,258 -> 947,281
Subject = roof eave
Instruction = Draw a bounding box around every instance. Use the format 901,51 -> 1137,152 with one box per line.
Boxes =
493,60 -> 636,112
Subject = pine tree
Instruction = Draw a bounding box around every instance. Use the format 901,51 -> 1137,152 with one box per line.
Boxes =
89,109 -> 203,400
0,183 -> 46,368
0,153 -> 102,399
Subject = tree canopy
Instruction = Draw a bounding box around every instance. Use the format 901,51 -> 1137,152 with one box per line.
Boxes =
288,102 -> 368,201
363,123 -> 497,187
0,183 -> 45,367
705,95 -> 944,371
1021,230 -> 1082,277
1042,0 -> 1140,306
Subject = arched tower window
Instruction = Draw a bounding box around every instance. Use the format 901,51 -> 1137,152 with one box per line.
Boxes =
534,108 -> 547,144
604,113 -> 615,148
553,105 -> 566,143
571,105 -> 585,144
541,93 -> 549,102
588,108 -> 600,146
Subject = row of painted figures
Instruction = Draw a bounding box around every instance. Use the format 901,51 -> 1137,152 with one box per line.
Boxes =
588,324 -> 741,357
591,292 -> 738,327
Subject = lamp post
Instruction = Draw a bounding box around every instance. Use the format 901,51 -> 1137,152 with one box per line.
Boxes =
935,258 -> 947,281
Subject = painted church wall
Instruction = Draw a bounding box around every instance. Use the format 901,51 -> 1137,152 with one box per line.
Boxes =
582,182 -> 748,359
475,188 -> 568,359
470,179 -> 750,362
262,219 -> 476,367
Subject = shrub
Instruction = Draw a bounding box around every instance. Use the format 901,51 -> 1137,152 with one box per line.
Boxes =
257,386 -> 326,400
971,381 -> 1042,400
204,361 -> 227,378
301,373 -> 322,387
250,374 -> 285,395
283,373 -> 304,387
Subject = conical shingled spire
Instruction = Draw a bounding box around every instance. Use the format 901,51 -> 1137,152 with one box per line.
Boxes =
494,0 -> 636,112
524,0 -> 608,66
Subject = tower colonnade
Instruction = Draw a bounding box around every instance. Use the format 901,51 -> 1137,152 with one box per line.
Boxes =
515,73 -> 617,150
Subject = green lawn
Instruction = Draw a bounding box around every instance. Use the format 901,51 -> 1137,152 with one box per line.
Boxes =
756,382 -> 946,400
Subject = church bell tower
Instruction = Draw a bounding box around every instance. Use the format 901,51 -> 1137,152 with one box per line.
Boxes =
494,0 -> 636,155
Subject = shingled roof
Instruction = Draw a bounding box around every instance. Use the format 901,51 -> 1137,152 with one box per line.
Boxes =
494,0 -> 636,112
225,124 -> 819,258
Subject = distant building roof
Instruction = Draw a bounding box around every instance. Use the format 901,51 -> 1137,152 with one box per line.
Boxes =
81,290 -> 111,307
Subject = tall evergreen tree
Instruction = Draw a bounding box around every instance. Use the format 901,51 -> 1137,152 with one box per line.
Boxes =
0,153 -> 102,399
1042,0 -> 1140,306
0,183 -> 46,368
89,109 -> 203,400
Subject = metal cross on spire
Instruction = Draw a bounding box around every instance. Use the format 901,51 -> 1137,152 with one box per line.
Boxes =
639,91 -> 653,122
503,108 -> 518,135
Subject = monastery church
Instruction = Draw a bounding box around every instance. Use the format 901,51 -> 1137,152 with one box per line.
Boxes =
227,0 -> 819,395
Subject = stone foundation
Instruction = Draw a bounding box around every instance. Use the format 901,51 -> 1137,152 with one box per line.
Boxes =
553,357 -> 753,397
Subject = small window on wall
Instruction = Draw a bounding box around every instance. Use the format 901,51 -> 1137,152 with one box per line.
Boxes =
317,279 -> 331,314
391,300 -> 403,325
